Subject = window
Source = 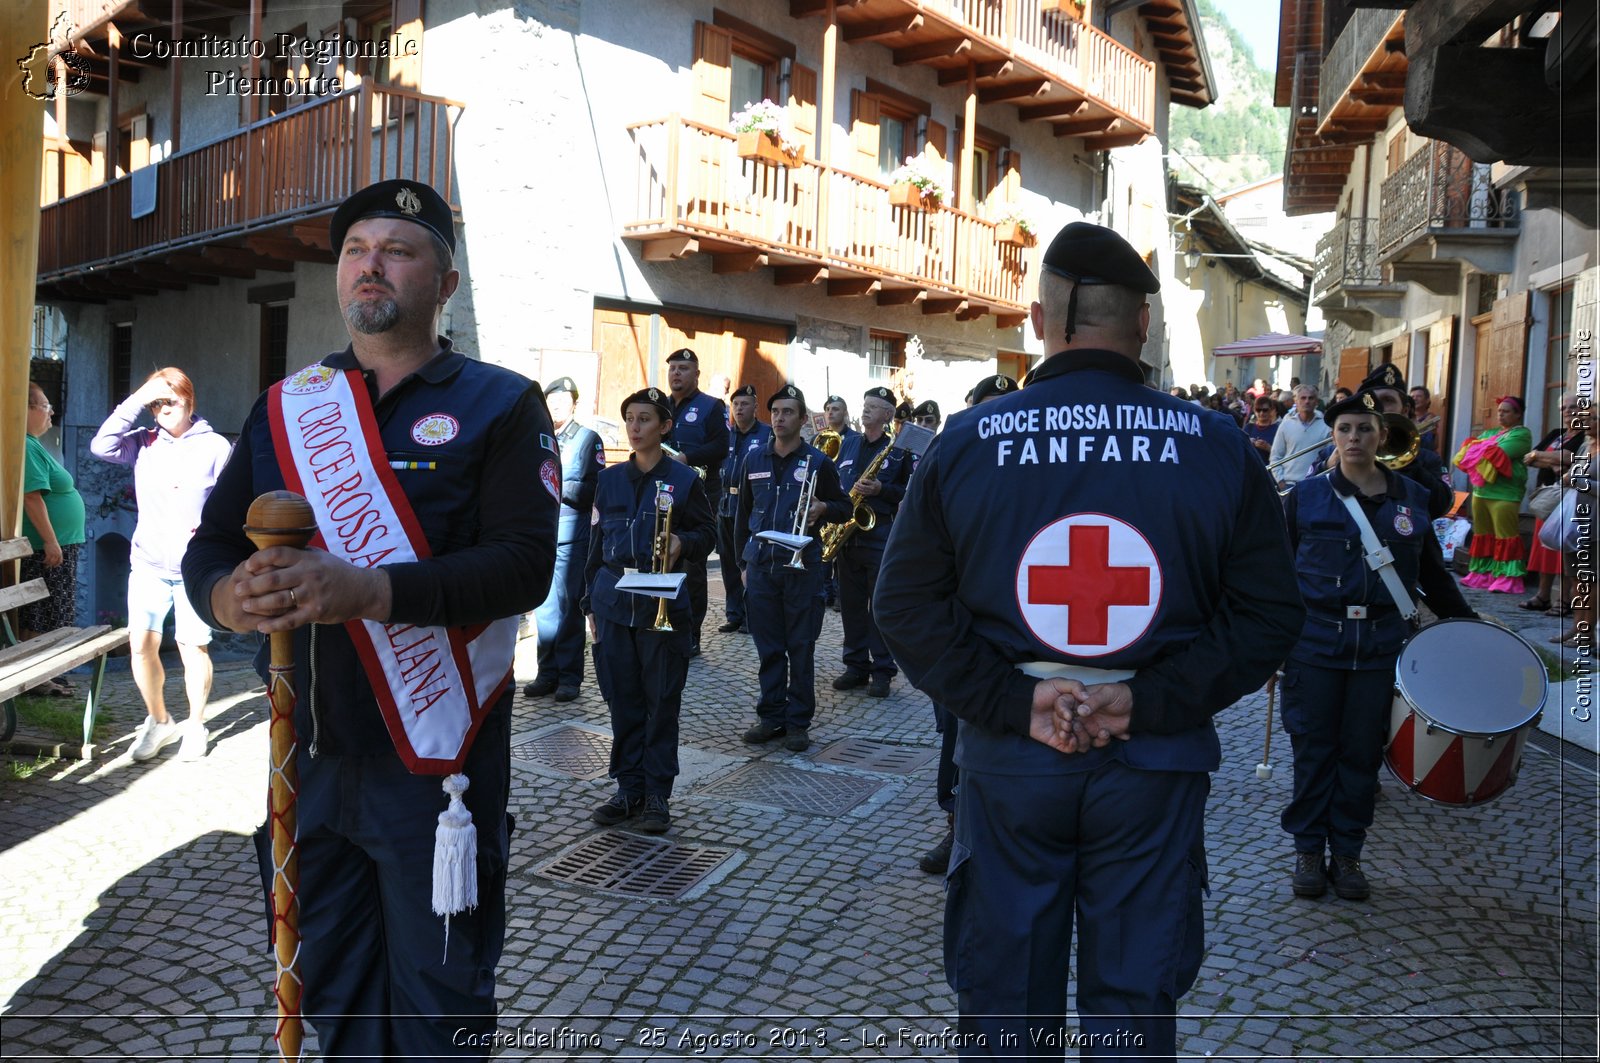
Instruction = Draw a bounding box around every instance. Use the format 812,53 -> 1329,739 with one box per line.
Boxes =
93,110 -> 147,180
693,15 -> 798,126
1545,284 -> 1575,435
853,81 -> 934,181
730,52 -> 771,112
260,304 -> 290,393
879,113 -> 910,177
110,323 -> 133,410
868,330 -> 906,382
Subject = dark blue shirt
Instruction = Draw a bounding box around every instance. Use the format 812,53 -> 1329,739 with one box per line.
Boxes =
667,390 -> 730,482
833,428 -> 911,550
722,420 -> 773,517
584,454 -> 715,628
735,439 -> 849,569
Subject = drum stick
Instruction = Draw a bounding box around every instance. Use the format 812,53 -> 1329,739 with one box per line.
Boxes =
244,491 -> 318,1063
1257,672 -> 1280,781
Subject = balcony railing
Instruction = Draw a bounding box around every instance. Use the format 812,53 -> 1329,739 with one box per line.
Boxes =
1378,140 -> 1518,256
625,116 -> 1029,312
1318,7 -> 1403,125
37,83 -> 462,279
1313,217 -> 1382,295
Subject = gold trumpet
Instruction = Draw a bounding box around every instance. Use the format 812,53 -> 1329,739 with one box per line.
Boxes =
650,494 -> 675,632
1268,413 -> 1420,494
814,429 -> 842,460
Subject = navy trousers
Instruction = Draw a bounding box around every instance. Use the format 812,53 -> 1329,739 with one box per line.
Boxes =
253,698 -> 512,1062
745,561 -> 825,730
1278,660 -> 1394,858
594,618 -> 690,798
532,537 -> 588,688
946,762 -> 1208,1061
717,513 -> 747,626
838,542 -> 896,678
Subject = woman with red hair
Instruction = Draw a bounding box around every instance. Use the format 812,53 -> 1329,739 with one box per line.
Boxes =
1454,396 -> 1534,592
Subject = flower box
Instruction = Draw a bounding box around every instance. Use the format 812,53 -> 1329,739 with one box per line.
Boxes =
889,182 -> 940,210
736,130 -> 804,168
1041,0 -> 1087,19
996,221 -> 1036,248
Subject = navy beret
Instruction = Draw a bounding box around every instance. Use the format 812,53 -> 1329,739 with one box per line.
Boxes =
970,374 -> 1018,404
666,348 -> 698,364
912,399 -> 941,419
863,386 -> 895,404
825,394 -> 845,405
1324,389 -> 1383,426
731,384 -> 757,400
620,386 -> 673,421
1041,221 -> 1159,294
544,376 -> 578,398
768,384 -> 806,411
330,179 -> 455,255
1358,363 -> 1406,394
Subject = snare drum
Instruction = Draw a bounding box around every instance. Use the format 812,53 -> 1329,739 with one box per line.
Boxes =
1384,618 -> 1546,806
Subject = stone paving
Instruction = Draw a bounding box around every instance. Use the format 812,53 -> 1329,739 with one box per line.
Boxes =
1,568 -> 1595,1061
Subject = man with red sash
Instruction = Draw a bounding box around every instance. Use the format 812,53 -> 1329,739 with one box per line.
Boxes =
184,179 -> 557,1060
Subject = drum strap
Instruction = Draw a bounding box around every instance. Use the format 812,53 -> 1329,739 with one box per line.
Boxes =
1337,491 -> 1418,622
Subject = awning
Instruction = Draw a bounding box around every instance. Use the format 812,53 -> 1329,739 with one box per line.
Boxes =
1212,332 -> 1323,358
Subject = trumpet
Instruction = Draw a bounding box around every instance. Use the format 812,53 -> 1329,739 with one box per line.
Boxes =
786,464 -> 819,570
650,494 -> 674,632
814,429 -> 842,460
1268,413 -> 1420,494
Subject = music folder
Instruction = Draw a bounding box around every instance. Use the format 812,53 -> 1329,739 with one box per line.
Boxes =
615,572 -> 687,599
892,421 -> 936,456
755,531 -> 812,551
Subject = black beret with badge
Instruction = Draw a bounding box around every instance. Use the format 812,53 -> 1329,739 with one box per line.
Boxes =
768,383 -> 806,411
863,386 -> 895,404
620,386 -> 674,421
1357,362 -> 1406,395
666,348 -> 698,364
970,374 -> 1019,405
912,399 -> 941,420
545,376 -> 578,398
1041,221 -> 1160,342
731,383 -> 757,400
1323,389 -> 1383,426
330,179 -> 456,255
826,394 -> 845,405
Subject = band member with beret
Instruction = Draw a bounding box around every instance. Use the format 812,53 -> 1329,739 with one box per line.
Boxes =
663,349 -> 729,655
877,221 -> 1303,1059
736,385 -> 849,751
183,179 -> 558,1058
1305,363 -> 1452,519
584,387 -> 715,834
820,395 -> 858,608
1280,391 -> 1474,901
525,376 -> 605,702
717,384 -> 772,635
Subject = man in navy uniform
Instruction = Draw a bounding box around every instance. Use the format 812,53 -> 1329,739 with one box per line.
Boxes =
736,385 -> 850,752
832,385 -> 913,699
663,348 -> 729,654
184,179 -> 558,1059
526,376 -> 605,701
877,221 -> 1304,1060
820,395 -> 858,608
717,384 -> 772,634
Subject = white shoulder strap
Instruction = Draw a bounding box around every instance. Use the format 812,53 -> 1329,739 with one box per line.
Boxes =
1337,490 -> 1418,621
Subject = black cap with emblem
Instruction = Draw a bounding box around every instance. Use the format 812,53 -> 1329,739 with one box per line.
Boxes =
731,383 -> 757,400
1323,389 -> 1384,426
970,374 -> 1019,405
330,179 -> 456,255
912,399 -> 940,421
863,386 -> 895,405
665,348 -> 698,364
768,384 -> 806,411
1357,362 -> 1406,395
1041,221 -> 1159,343
545,376 -> 578,399
621,386 -> 674,421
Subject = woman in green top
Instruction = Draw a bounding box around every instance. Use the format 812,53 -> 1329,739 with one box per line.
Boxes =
1453,396 -> 1534,593
20,382 -> 87,648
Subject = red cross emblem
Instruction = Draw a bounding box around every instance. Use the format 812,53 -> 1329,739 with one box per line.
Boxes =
1016,514 -> 1161,656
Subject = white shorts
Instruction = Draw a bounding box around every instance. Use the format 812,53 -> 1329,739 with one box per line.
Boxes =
127,566 -> 213,646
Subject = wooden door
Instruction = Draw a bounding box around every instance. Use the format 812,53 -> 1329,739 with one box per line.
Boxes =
592,307 -> 652,450
1336,347 -> 1370,392
1475,292 -> 1529,430
1425,316 -> 1454,452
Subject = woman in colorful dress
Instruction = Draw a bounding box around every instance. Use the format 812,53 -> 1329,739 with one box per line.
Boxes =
1454,396 -> 1534,592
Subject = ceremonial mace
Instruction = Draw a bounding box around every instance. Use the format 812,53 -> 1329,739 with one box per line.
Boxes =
1256,672 -> 1281,781
244,491 -> 318,1063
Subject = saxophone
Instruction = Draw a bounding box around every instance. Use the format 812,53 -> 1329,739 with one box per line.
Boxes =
820,429 -> 895,562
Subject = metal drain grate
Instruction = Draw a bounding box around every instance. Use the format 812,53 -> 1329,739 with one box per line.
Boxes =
512,726 -> 612,780
812,737 -> 937,774
535,832 -> 735,900
699,761 -> 886,816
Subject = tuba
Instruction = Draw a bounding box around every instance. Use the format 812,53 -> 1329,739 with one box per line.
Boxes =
814,429 -> 842,461
1377,413 -> 1420,470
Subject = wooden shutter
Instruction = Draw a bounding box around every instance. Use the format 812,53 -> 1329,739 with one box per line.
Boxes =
1426,316 -> 1454,451
851,90 -> 879,176
91,130 -> 107,182
1337,347 -> 1371,391
923,118 -> 947,165
1003,147 -> 1022,201
789,62 -> 817,155
693,22 -> 733,126
1478,291 -> 1529,426
128,113 -> 148,170
390,0 -> 423,90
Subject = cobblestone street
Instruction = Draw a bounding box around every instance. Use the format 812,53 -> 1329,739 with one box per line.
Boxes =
2,570 -> 1596,1060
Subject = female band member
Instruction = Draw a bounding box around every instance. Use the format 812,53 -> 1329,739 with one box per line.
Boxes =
1279,391 -> 1474,902
583,387 -> 714,834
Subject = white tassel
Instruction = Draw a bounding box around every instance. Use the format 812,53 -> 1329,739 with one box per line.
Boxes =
432,773 -> 478,955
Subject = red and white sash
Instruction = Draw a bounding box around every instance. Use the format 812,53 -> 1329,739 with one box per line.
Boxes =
267,363 -> 517,774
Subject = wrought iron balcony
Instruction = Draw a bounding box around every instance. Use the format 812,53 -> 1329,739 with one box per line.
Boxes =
1378,140 -> 1518,258
1313,217 -> 1382,297
623,115 -> 1030,323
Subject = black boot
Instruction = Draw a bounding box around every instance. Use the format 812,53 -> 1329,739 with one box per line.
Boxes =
919,815 -> 955,874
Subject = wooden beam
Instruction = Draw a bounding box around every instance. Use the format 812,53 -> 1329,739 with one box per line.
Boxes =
291,221 -> 333,250
978,79 -> 1050,104
1348,88 -> 1404,106
1053,117 -> 1119,138
82,273 -> 158,297
790,0 -> 866,16
921,297 -> 966,316
827,277 -> 880,297
842,14 -> 922,42
127,264 -> 187,290
641,236 -> 698,261
1017,100 -> 1087,122
712,252 -> 768,274
955,304 -> 990,322
203,245 -> 290,272
893,38 -> 971,65
48,280 -> 107,304
147,259 -> 219,285
876,288 -> 924,306
939,60 -> 1010,85
244,234 -> 334,264
167,251 -> 253,278
1079,131 -> 1147,150
1359,70 -> 1408,89
1322,118 -> 1388,133
773,264 -> 826,286
995,313 -> 1028,330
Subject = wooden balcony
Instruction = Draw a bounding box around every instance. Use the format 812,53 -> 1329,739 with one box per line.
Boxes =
625,115 -> 1031,325
794,0 -> 1160,146
1378,139 -> 1519,294
1316,7 -> 1405,139
37,83 -> 462,301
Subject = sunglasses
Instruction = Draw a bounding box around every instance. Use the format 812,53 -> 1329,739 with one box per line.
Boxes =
148,398 -> 180,412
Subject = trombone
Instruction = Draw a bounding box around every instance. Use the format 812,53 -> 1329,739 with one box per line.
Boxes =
649,494 -> 675,632
1267,413 -> 1420,494
786,463 -> 819,570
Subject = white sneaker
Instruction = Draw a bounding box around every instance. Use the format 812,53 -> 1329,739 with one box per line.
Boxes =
177,721 -> 209,761
130,716 -> 181,761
